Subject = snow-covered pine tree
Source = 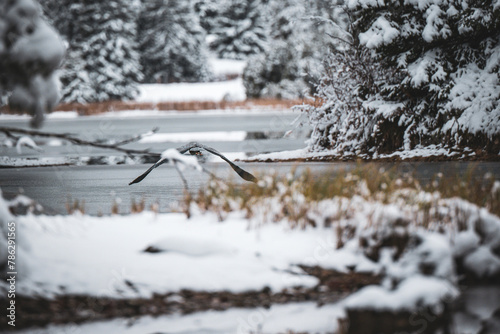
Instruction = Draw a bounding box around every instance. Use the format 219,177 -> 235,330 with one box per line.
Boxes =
243,0 -> 345,99
209,0 -> 268,60
138,0 -> 211,83
40,0 -> 95,104
59,47 -> 95,104
194,0 -> 223,35
300,45 -> 401,155
303,0 -> 500,155
38,0 -> 72,37
243,0 -> 307,99
44,0 -> 143,103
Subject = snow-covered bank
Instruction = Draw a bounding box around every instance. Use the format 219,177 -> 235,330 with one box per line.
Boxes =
0,111 -> 79,121
245,145 -> 499,162
137,78 -> 246,103
5,211 -> 325,298
138,131 -> 247,143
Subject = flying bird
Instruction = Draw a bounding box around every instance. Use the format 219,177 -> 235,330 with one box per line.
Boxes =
129,142 -> 257,185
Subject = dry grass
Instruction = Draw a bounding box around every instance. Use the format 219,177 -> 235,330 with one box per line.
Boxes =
184,164 -> 500,225
65,197 -> 85,215
0,98 -> 305,116
425,167 -> 499,215
130,197 -> 146,214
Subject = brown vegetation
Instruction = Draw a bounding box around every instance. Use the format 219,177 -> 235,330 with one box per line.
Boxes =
185,164 -> 500,222
1,98 -> 305,116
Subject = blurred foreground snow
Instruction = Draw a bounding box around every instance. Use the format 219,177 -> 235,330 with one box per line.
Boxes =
1,180 -> 500,333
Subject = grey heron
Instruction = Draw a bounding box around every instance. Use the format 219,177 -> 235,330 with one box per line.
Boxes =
129,142 -> 257,185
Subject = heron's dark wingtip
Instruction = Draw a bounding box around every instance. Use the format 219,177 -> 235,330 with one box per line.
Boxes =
238,169 -> 258,183
129,175 -> 145,185
129,176 -> 144,185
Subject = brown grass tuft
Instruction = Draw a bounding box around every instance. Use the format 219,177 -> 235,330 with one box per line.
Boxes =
183,164 -> 500,226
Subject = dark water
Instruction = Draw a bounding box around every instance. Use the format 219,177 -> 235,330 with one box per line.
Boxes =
1,161 -> 499,215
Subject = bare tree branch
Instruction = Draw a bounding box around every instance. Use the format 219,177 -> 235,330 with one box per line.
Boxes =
103,127 -> 159,146
0,126 -> 257,183
0,126 -> 160,158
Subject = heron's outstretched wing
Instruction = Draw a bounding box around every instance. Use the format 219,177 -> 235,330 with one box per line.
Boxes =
178,142 -> 257,183
129,158 -> 168,185
129,142 -> 258,185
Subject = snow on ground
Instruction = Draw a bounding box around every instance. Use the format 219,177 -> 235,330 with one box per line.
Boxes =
136,78 -> 246,103
0,156 -> 70,167
208,57 -> 247,78
344,275 -> 459,311
2,182 -> 499,301
7,210 -> 334,298
245,145 -> 479,161
14,302 -> 344,334
135,58 -> 247,103
0,111 -> 79,120
2,170 -> 500,332
139,131 -> 247,143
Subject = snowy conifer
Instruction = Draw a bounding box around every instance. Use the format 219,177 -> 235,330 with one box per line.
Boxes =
243,0 -> 344,99
43,0 -> 143,103
38,0 -> 72,36
209,0 -> 268,60
138,0 -> 211,83
195,0 -> 223,35
302,0 -> 500,155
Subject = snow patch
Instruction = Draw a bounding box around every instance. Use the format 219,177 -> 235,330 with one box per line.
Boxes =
136,79 -> 246,103
139,131 -> 247,143
209,57 -> 247,77
14,302 -> 344,334
359,16 -> 399,48
3,211 -> 322,298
